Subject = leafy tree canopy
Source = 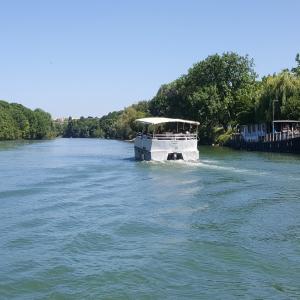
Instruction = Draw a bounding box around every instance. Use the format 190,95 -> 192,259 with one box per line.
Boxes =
0,100 -> 57,140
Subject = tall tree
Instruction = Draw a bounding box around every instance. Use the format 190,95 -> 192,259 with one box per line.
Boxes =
256,71 -> 300,122
291,53 -> 300,77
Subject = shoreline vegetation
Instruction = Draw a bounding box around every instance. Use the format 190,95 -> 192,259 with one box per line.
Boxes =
1,52 -> 300,144
0,101 -> 60,140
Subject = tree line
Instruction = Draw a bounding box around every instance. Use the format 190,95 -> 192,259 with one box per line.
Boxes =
62,102 -> 148,140
0,100 -> 58,140
64,52 -> 300,144
1,52 -> 300,143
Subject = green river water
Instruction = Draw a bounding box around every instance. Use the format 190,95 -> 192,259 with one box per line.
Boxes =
0,139 -> 299,299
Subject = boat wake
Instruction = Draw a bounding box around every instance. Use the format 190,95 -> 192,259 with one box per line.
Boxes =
142,159 -> 268,176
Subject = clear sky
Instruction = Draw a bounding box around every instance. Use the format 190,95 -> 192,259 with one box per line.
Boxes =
0,0 -> 299,118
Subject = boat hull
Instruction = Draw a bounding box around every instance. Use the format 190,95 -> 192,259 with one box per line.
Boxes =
134,136 -> 199,161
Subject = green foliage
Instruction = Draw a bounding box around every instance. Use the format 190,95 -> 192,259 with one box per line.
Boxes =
291,53 -> 300,77
63,53 -> 300,144
147,52 -> 300,143
0,100 -> 57,140
215,128 -> 234,146
114,107 -> 147,140
63,116 -> 104,138
149,52 -> 257,143
63,101 -> 149,140
3,53 -> 300,144
255,71 -> 300,122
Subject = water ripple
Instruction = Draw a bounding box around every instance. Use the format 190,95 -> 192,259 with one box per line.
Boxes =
0,140 -> 300,299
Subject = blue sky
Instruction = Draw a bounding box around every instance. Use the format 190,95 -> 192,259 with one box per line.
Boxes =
0,0 -> 299,118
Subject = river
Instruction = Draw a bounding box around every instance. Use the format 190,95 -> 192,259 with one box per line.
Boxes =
0,138 -> 299,299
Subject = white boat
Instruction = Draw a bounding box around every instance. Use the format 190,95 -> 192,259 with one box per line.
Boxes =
134,117 -> 200,161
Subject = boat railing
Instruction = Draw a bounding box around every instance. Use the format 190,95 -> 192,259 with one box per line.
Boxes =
137,133 -> 197,140
263,131 -> 300,142
232,130 -> 300,143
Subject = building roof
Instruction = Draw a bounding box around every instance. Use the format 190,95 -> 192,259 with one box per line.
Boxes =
135,117 -> 200,126
273,120 -> 300,123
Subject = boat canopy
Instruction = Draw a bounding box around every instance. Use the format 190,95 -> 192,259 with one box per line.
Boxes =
135,117 -> 200,126
273,120 -> 300,123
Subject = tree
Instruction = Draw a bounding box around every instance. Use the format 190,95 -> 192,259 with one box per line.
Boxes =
256,71 -> 300,122
0,100 -> 57,140
149,52 -> 257,142
291,53 -> 300,77
115,107 -> 147,139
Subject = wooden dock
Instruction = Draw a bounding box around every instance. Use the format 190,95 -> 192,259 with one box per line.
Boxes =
228,133 -> 300,154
